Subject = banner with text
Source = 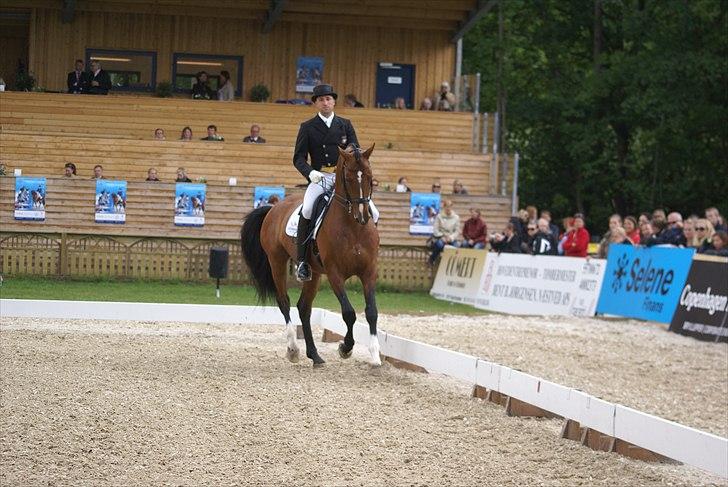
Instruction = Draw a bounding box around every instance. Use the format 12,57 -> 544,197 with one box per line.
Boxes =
14,176 -> 46,221
474,254 -> 607,316
430,247 -> 489,305
596,244 -> 695,323
669,256 -> 728,342
94,180 -> 127,223
174,183 -> 206,227
409,192 -> 440,235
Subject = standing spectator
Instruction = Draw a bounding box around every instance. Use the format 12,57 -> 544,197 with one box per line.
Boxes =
434,81 -> 457,111
540,209 -> 560,237
597,214 -> 623,258
694,219 -> 715,252
431,180 -> 442,193
176,167 -> 192,183
452,180 -> 468,195
91,164 -> 105,180
683,219 -> 698,248
419,97 -> 433,110
639,218 -> 654,243
623,216 -> 640,244
703,231 -> 728,257
489,222 -> 522,254
154,128 -> 166,140
192,71 -> 213,100
652,209 -> 667,226
67,59 -> 87,94
201,125 -> 224,141
563,213 -> 590,257
63,162 -> 78,178
515,209 -> 530,242
524,222 -> 539,253
396,177 -> 411,193
644,220 -> 668,246
645,213 -> 686,247
526,205 -> 538,223
557,216 -> 575,255
217,70 -> 234,101
180,126 -> 193,141
393,97 -> 406,109
243,124 -> 266,143
344,94 -> 364,108
146,168 -> 160,181
604,227 -> 633,256
531,218 -> 558,255
86,60 -> 111,95
461,208 -> 487,249
638,212 -> 651,228
428,199 -> 461,265
705,207 -> 727,232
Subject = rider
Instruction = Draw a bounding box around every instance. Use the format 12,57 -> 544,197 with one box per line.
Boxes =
292,83 -> 378,282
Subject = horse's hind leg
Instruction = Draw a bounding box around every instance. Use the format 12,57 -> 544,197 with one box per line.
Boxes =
269,252 -> 299,363
328,272 -> 357,359
297,273 -> 325,366
361,273 -> 381,366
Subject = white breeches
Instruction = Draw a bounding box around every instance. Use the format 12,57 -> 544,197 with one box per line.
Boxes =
301,173 -> 379,222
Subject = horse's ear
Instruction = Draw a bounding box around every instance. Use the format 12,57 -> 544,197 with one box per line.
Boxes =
363,143 -> 375,159
338,146 -> 348,158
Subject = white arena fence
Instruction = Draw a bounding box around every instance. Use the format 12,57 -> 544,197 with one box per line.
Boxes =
1,298 -> 726,479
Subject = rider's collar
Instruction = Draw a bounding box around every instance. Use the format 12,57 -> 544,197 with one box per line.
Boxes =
318,112 -> 335,128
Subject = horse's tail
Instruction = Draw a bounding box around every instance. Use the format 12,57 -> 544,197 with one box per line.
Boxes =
241,206 -> 276,303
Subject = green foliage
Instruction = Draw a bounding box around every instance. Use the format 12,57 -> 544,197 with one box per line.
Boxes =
155,80 -> 173,98
464,0 -> 728,232
250,83 -> 270,102
14,62 -> 35,91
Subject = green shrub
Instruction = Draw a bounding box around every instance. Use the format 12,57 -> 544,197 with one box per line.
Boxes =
155,80 -> 173,98
250,83 -> 270,102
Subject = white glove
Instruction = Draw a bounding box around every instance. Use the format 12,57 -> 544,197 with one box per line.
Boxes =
309,170 -> 324,184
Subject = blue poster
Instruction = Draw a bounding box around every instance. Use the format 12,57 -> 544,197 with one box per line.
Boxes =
409,192 -> 441,235
253,186 -> 285,209
296,56 -> 324,93
596,244 -> 695,323
175,183 -> 206,227
14,176 -> 46,221
95,180 -> 127,223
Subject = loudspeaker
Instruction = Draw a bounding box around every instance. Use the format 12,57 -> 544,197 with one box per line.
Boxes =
209,247 -> 229,279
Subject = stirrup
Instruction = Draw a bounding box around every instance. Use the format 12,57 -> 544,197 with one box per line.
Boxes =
296,261 -> 312,282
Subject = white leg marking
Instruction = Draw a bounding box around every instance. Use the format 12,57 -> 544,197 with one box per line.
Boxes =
286,321 -> 299,362
369,333 -> 382,366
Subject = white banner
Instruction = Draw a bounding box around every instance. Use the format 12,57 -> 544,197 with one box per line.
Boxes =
430,247 -> 489,305
475,254 -> 607,316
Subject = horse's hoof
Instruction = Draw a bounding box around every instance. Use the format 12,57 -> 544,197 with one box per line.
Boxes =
370,357 -> 383,367
309,353 -> 326,367
286,347 -> 300,363
338,342 -> 353,359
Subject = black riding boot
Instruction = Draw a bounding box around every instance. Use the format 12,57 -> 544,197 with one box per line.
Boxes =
296,215 -> 312,282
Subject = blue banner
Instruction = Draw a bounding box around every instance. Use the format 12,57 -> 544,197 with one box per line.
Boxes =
95,180 -> 127,223
596,244 -> 695,323
253,186 -> 285,209
295,56 -> 324,93
175,183 -> 206,227
409,192 -> 441,235
14,176 -> 46,221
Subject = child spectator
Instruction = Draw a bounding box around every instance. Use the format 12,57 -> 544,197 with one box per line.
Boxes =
461,208 -> 487,249
180,127 -> 193,141
563,213 -> 590,257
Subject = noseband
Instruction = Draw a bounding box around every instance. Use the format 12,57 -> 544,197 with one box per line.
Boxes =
335,148 -> 372,225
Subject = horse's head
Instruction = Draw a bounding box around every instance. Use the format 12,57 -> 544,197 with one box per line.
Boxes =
336,143 -> 375,225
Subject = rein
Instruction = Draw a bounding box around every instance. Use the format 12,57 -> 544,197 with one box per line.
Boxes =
332,148 -> 372,225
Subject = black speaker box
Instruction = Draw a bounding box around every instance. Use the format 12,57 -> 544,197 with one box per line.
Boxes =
209,247 -> 229,279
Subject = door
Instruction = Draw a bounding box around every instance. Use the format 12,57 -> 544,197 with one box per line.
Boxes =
375,63 -> 415,109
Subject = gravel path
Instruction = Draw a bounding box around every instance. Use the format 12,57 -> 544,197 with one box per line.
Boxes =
1,317 -> 725,486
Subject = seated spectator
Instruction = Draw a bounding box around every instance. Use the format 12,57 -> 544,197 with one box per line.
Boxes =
461,208 -> 487,249
419,97 -> 433,110
63,162 -> 78,178
371,178 -> 380,192
217,70 -> 234,101
623,216 -> 640,244
176,167 -> 192,183
597,214 -> 623,258
146,168 -> 160,181
557,216 -> 575,255
695,219 -> 715,252
452,180 -> 468,195
396,177 -> 411,193
434,81 -> 457,111
180,127 -> 193,141
154,128 -> 166,140
192,71 -> 214,100
531,218 -> 558,255
703,231 -> 728,257
539,209 -> 560,237
67,59 -> 87,94
86,60 -> 111,95
652,208 -> 666,226
489,222 -> 522,254
563,213 -> 590,257
644,212 -> 686,247
393,97 -> 406,109
243,124 -> 266,143
431,180 -> 442,193
683,219 -> 698,248
91,164 -> 105,180
705,207 -> 727,232
344,94 -> 364,108
201,124 -> 224,141
428,199 -> 461,265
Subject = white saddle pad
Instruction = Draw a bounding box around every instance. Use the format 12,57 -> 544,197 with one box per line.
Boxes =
285,203 -> 327,239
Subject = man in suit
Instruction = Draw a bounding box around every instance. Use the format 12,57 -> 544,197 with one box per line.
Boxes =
86,60 -> 112,95
243,124 -> 266,143
67,59 -> 87,94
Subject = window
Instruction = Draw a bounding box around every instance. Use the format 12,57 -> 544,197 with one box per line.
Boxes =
172,53 -> 243,97
85,48 -> 157,92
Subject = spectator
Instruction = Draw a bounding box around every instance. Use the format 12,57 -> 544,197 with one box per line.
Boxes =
434,81 -> 457,111
638,212 -> 651,228
652,209 -> 667,226
683,219 -> 698,248
67,59 -> 87,94
557,216 -> 575,255
694,219 -> 715,252
605,227 -> 633,255
192,71 -> 213,100
540,209 -> 560,237
516,209 -> 530,242
176,167 -> 192,183
146,167 -> 160,181
243,124 -> 266,143
452,180 -> 468,195
154,128 -> 166,140
461,208 -> 487,249
396,177 -> 411,193
91,164 -> 105,180
428,199 -> 461,265
524,221 -> 539,254
63,162 -> 78,178
344,94 -> 364,108
489,222 -> 522,254
86,60 -> 111,95
371,178 -> 380,192
623,216 -> 640,244
639,218 -> 654,243
267,194 -> 281,205
645,213 -> 686,247
597,214 -> 623,258
526,205 -> 538,223
563,213 -> 590,257
703,231 -> 728,257
393,97 -> 406,109
531,218 -> 558,255
201,124 -> 224,141
431,180 -> 442,193
643,219 -> 667,246
419,97 -> 433,110
217,70 -> 234,101
180,126 -> 193,141
705,207 -> 727,232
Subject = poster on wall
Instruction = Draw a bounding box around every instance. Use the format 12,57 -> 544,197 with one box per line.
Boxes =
295,56 -> 324,93
253,186 -> 285,209
95,180 -> 127,223
409,192 -> 441,235
14,176 -> 46,221
174,182 -> 206,227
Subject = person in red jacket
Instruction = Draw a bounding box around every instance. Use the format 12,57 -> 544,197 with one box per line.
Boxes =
564,213 -> 590,257
461,208 -> 487,249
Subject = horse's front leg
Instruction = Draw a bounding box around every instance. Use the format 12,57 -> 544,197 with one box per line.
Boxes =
362,273 -> 381,366
328,272 -> 356,359
297,273 -> 325,367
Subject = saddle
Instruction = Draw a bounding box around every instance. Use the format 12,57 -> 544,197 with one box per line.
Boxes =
285,191 -> 335,257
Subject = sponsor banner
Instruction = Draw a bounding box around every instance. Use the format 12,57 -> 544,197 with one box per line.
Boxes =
669,255 -> 728,342
474,253 -> 607,316
14,176 -> 46,221
596,244 -> 695,323
430,247 -> 489,305
409,192 -> 440,235
295,56 -> 324,93
95,180 -> 127,223
174,183 -> 206,227
253,186 -> 285,209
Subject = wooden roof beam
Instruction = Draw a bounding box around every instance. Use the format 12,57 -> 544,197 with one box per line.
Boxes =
452,0 -> 496,42
262,0 -> 286,33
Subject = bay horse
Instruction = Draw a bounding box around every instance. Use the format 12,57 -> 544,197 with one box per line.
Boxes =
241,144 -> 380,367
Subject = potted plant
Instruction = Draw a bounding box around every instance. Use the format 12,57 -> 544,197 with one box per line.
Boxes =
250,83 -> 270,102
14,61 -> 36,92
155,81 -> 173,98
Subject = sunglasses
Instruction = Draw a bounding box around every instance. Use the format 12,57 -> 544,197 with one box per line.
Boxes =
696,227 -> 707,231
433,185 -> 441,189
528,227 -> 537,231
668,221 -> 679,225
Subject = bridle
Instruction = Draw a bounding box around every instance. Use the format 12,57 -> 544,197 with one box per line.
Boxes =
333,147 -> 372,225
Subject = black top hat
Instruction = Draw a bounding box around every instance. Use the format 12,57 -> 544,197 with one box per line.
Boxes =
311,84 -> 337,102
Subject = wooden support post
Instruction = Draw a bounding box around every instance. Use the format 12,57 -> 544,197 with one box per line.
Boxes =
383,356 -> 428,374
560,419 -> 584,442
613,439 -> 669,463
581,428 -> 616,453
505,396 -> 555,418
472,385 -> 488,399
486,390 -> 508,407
321,328 -> 344,343
59,232 -> 68,276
